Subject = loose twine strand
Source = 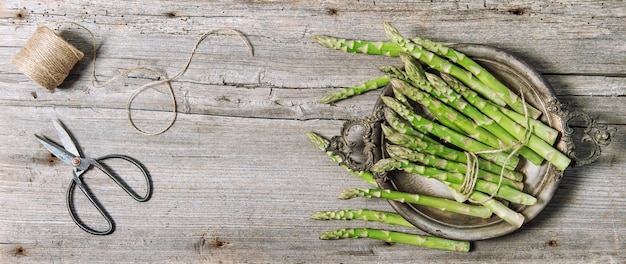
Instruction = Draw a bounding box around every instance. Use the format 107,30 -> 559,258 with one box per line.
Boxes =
460,91 -> 533,203
14,21 -> 254,135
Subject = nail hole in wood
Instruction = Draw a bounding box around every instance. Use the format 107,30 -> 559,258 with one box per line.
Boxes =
507,7 -> 528,16
547,239 -> 559,247
210,237 -> 230,249
13,245 -> 26,257
326,7 -> 338,16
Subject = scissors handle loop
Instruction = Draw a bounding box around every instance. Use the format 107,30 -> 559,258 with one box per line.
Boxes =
66,155 -> 152,235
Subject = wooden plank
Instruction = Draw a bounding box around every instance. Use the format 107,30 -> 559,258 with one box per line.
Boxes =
0,76 -> 623,124
1,1 -> 625,76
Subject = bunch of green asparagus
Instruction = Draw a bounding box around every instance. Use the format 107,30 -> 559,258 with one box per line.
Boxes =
307,22 -> 571,251
307,132 -> 472,252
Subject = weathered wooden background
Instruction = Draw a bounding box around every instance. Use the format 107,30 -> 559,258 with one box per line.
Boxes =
0,1 -> 624,263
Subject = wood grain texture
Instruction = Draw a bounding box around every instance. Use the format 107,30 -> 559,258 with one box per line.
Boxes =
0,0 -> 624,263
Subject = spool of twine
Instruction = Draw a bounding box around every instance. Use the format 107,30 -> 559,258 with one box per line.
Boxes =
11,26 -> 84,91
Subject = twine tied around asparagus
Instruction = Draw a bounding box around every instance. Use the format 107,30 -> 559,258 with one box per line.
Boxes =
12,21 -> 254,135
460,91 -> 534,203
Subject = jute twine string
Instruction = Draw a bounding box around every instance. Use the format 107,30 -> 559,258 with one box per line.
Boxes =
11,26 -> 85,91
11,21 -> 254,135
460,91 -> 533,203
121,27 -> 254,135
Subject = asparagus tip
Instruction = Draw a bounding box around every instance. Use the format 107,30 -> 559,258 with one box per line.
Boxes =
317,93 -> 335,104
306,131 -> 329,151
319,229 -> 343,240
338,188 -> 361,200
311,34 -> 326,43
311,34 -> 334,48
370,158 -> 400,173
309,211 -> 328,220
382,22 -> 402,40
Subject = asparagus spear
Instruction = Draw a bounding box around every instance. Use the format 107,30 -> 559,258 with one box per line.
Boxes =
411,36 -> 542,118
378,65 -> 409,82
392,84 -> 414,108
318,76 -> 390,104
444,182 -> 525,228
320,228 -> 470,252
370,159 -> 536,205
381,95 -> 520,169
311,209 -> 416,229
383,128 -> 523,181
339,188 -> 492,218
498,105 -> 559,145
440,74 -> 571,171
306,132 -> 378,186
382,107 -> 439,145
385,144 -> 524,190
420,71 -> 544,165
312,35 -> 403,57
396,52 -> 444,98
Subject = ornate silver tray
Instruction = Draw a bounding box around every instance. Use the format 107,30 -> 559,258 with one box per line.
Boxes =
328,44 -> 613,241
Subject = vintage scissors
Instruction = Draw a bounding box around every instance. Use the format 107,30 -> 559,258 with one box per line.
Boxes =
35,120 -> 152,235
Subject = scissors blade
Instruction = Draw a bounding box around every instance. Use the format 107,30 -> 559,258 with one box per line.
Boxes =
52,119 -> 81,157
35,134 -> 78,166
